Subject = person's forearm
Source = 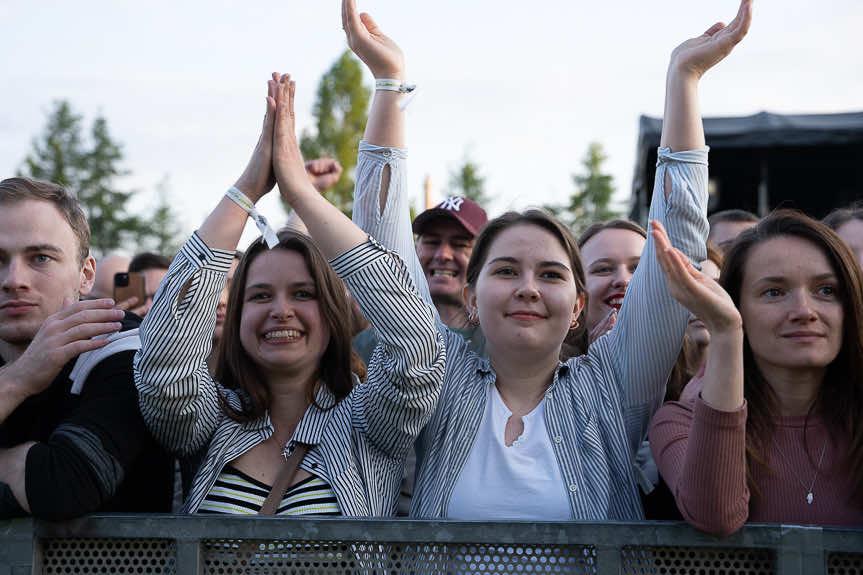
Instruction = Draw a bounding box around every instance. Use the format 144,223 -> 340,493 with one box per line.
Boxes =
197,195 -> 250,251
699,329 -> 745,411
281,181 -> 368,259
0,366 -> 32,424
363,90 -> 405,148
0,443 -> 35,513
660,71 -> 703,153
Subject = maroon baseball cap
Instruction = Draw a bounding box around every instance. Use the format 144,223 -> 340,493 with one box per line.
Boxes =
412,196 -> 488,237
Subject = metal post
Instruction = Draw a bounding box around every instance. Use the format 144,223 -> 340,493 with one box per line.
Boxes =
175,538 -> 202,575
0,519 -> 34,575
775,525 -> 825,575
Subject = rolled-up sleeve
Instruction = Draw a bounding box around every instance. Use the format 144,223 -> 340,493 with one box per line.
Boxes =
598,147 -> 709,457
134,233 -> 234,456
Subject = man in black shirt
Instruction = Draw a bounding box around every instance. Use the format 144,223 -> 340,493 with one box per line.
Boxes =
0,177 -> 172,519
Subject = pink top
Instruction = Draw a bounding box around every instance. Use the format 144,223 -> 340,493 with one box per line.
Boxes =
650,376 -> 863,535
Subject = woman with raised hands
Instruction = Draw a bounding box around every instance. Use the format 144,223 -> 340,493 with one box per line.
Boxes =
134,73 -> 444,516
651,211 -> 863,535
345,0 -> 752,519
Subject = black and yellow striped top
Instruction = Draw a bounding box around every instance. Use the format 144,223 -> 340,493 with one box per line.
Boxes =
199,465 -> 340,516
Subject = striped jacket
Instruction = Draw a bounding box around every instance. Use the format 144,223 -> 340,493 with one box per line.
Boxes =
353,143 -> 709,519
134,234 -> 445,515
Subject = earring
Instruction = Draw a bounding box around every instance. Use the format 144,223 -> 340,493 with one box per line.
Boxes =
468,309 -> 480,326
569,319 -> 579,331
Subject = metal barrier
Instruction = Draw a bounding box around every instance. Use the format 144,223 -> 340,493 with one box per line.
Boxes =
1,515 -> 862,574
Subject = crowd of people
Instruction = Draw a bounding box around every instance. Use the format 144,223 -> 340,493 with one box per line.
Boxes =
2,0 -> 863,538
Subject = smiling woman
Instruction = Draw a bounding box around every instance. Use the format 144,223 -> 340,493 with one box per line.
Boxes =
133,72 -> 444,517
650,210 -> 863,535
345,0 -> 751,520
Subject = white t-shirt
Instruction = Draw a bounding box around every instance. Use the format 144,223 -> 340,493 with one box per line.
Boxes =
447,384 -> 571,520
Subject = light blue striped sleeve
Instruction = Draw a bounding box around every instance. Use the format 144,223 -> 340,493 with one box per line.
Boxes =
353,142 -> 434,314
601,146 -> 709,457
133,233 -> 233,457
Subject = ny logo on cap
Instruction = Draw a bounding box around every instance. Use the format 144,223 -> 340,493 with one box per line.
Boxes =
439,197 -> 465,212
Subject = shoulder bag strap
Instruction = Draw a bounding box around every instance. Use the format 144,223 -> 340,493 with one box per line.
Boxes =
259,443 -> 310,515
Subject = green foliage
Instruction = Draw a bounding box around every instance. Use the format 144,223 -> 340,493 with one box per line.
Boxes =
299,50 -> 371,216
18,100 -> 184,258
143,176 -> 184,257
448,156 -> 489,208
546,142 -> 620,236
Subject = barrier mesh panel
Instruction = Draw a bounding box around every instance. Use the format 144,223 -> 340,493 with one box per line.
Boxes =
41,538 -> 175,574
202,540 -> 597,574
829,552 -> 863,575
620,546 -> 774,575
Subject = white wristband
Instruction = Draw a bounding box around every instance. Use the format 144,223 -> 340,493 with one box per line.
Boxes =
226,186 -> 279,248
375,78 -> 418,111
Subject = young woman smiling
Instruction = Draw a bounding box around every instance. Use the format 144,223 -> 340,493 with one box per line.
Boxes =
578,220 -> 647,343
134,74 -> 444,516
651,211 -> 863,534
344,0 -> 751,519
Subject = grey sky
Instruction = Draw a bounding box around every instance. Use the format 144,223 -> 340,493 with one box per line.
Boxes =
2,1 -> 861,247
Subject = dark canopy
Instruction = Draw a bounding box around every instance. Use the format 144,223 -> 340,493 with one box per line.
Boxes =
629,111 -> 863,225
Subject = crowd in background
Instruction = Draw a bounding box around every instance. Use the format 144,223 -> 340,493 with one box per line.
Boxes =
3,0 -> 863,539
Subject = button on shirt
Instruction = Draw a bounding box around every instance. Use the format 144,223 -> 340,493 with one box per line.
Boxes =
448,384 -> 571,520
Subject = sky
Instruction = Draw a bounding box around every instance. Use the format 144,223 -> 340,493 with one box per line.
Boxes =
2,1 -> 862,249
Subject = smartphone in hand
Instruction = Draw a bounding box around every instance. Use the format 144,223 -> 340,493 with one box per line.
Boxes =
113,272 -> 146,305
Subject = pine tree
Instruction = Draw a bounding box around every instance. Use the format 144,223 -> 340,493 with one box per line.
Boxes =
448,156 -> 489,208
299,50 -> 371,216
546,142 -> 620,235
19,101 -> 151,256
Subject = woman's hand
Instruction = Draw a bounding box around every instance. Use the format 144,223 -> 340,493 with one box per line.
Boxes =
669,0 -> 752,81
233,73 -> 279,203
652,220 -> 742,334
272,74 -> 316,204
342,0 -> 404,79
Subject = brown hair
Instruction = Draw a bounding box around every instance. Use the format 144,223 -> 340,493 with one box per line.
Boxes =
0,177 -> 90,263
720,209 -> 863,503
665,243 -> 724,402
466,209 -> 589,358
215,230 -> 356,422
577,219 -> 647,249
823,201 -> 863,232
129,252 -> 173,272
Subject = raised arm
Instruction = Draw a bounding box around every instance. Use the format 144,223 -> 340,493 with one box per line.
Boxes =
272,73 -> 445,457
595,0 -> 752,456
342,0 -> 432,313
135,76 -> 281,455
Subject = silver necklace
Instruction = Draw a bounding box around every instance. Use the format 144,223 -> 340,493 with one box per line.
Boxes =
771,436 -> 828,505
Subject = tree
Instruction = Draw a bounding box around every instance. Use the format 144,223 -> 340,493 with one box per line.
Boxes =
143,175 -> 184,257
19,101 -> 151,256
546,142 -> 620,236
447,155 -> 489,208
299,50 -> 370,216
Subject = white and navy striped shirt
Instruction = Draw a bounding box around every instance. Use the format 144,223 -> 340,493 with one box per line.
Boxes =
134,234 -> 445,516
353,143 -> 709,520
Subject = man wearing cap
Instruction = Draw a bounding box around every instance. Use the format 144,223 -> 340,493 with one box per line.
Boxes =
353,195 -> 489,364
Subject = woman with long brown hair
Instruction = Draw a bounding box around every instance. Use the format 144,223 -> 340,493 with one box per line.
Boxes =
134,74 -> 444,516
651,210 -> 863,534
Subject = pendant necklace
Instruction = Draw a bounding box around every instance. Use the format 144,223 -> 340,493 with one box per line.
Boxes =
771,436 -> 828,505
